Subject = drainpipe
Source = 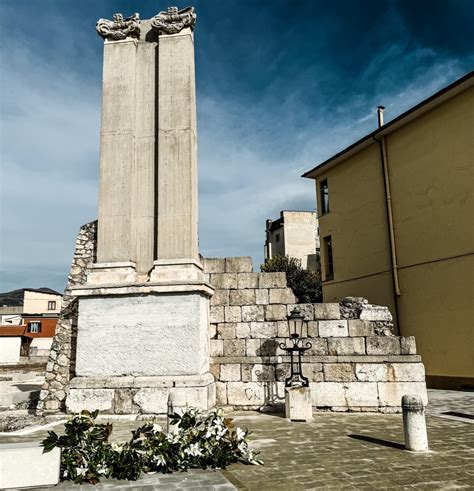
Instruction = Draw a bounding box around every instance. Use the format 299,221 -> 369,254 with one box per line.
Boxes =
374,107 -> 401,297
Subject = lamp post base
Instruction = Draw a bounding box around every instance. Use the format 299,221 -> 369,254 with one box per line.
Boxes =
285,386 -> 313,422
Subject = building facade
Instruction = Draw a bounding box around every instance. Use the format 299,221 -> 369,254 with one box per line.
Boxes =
303,72 -> 473,390
265,211 -> 320,271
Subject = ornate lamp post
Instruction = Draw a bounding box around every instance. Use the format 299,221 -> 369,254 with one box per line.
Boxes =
280,307 -> 312,388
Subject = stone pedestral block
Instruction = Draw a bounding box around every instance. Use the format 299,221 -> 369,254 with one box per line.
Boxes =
86,262 -> 138,285
285,387 -> 313,421
149,258 -> 204,283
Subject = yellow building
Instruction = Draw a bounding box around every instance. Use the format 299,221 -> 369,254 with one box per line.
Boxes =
303,72 -> 473,390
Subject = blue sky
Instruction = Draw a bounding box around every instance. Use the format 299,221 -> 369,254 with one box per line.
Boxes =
1,0 -> 473,292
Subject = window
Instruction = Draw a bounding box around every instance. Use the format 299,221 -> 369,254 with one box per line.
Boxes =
323,236 -> 334,280
320,178 -> 329,214
48,301 -> 56,310
28,321 -> 41,333
275,233 -> 280,243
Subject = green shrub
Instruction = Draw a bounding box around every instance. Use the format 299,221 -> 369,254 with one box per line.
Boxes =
261,255 -> 322,303
41,408 -> 262,484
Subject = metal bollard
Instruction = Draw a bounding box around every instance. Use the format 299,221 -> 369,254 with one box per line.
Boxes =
402,394 -> 429,451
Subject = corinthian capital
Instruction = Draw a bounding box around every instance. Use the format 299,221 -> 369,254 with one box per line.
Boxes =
96,12 -> 141,41
151,6 -> 196,35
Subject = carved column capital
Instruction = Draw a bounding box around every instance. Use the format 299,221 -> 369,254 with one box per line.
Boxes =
151,6 -> 196,35
96,12 -> 141,41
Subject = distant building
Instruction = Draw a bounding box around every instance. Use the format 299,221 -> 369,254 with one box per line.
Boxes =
303,72 -> 473,390
0,287 -> 62,362
264,210 -> 320,271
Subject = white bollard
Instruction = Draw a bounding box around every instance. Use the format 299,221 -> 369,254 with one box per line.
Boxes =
402,394 -> 429,451
285,386 -> 313,422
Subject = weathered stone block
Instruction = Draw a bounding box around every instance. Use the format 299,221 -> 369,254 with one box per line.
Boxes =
210,306 -> 224,324
307,321 -> 318,338
303,363 -> 324,382
202,258 -> 225,274
324,363 -> 355,381
265,304 -> 288,321
133,388 -> 168,414
229,289 -> 256,306
235,322 -> 251,338
355,363 -> 390,382
286,303 -> 314,320
242,364 -> 276,382
344,382 -> 379,406
286,387 -> 313,421
391,363 -> 425,382
237,273 -> 259,289
246,338 -> 261,356
225,257 -> 253,273
255,289 -> 269,305
210,289 -> 229,306
348,320 -> 374,337
220,364 -> 241,382
223,339 -> 246,357
114,389 -> 134,414
328,337 -> 365,355
400,336 -> 417,355
260,339 -> 280,356
227,382 -> 265,405
360,305 -> 393,322
319,320 -> 349,337
217,323 -> 236,339
366,337 -> 400,355
277,320 -> 289,338
169,386 -> 212,411
306,338 -> 329,355
211,273 -> 237,290
258,272 -> 286,289
209,339 -> 223,357
224,306 -> 242,323
209,363 -> 220,380
311,382 -> 346,406
242,305 -> 265,322
313,303 -> 341,320
378,382 -> 428,407
216,381 -> 227,405
209,323 -> 217,339
67,389 -> 114,413
269,288 -> 297,304
250,321 -> 277,338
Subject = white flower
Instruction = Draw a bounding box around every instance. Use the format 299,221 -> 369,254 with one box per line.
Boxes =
153,454 -> 166,467
62,470 -> 68,478
97,464 -> 108,476
238,441 -> 248,454
76,466 -> 88,477
152,423 -> 163,434
111,443 -> 123,452
184,442 -> 203,457
236,427 -> 246,442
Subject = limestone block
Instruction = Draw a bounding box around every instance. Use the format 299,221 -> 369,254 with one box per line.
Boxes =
366,337 -> 400,355
210,306 -> 225,324
360,305 -> 393,322
400,336 -> 417,355
216,381 -> 227,405
203,258 -> 225,274
313,303 -> 341,320
224,306 -> 242,323
210,289 -> 229,306
210,363 -> 220,380
355,363 -> 390,382
133,388 -> 168,413
391,363 -> 426,382
307,321 -> 318,338
230,289 -> 256,306
169,386 -> 212,411
227,382 -> 265,406
344,382 -> 379,406
114,389 -> 134,414
225,257 -> 253,273
269,288 -> 297,305
242,364 -> 276,382
285,387 -> 313,421
328,337 -> 365,355
250,321 -> 277,338
209,323 -> 217,339
319,320 -> 349,337
220,364 -> 241,382
217,323 -> 237,339
265,304 -> 288,321
235,322 -> 251,338
324,363 -> 355,381
246,338 -> 261,356
256,289 -> 269,305
277,320 -> 290,338
237,273 -> 259,289
348,320 -> 374,337
306,339 -> 329,355
67,389 -> 114,413
311,382 -> 346,407
210,339 -> 223,357
258,272 -> 286,289
242,305 -> 265,322
260,339 -> 280,356
211,273 -> 238,290
286,303 -> 314,320
378,382 -> 428,407
223,339 -> 246,357
303,363 -> 324,382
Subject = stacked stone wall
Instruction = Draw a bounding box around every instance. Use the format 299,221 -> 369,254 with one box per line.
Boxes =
204,257 -> 427,413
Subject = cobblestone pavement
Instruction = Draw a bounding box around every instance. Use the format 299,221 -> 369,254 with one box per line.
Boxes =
1,390 -> 473,489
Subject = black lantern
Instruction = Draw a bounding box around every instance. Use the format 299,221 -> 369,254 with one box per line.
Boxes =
279,307 -> 312,387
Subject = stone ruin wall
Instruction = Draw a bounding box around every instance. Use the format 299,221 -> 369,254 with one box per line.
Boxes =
38,222 -> 427,415
203,257 -> 427,413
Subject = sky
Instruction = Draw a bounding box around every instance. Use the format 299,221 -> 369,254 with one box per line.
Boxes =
0,0 -> 473,293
